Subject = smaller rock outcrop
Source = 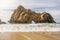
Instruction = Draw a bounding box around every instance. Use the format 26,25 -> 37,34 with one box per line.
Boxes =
0,19 -> 6,24
9,5 -> 56,23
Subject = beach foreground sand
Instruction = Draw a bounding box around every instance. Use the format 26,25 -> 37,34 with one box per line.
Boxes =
0,32 -> 60,40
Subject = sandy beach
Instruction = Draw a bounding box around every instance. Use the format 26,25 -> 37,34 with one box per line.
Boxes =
0,32 -> 60,40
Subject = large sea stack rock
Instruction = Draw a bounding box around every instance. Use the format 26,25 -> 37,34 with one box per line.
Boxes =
9,5 -> 56,23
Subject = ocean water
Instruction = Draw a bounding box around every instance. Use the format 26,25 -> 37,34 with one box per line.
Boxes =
0,9 -> 60,32
0,23 -> 60,32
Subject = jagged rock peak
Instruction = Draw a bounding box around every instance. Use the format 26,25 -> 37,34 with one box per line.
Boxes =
17,5 -> 25,9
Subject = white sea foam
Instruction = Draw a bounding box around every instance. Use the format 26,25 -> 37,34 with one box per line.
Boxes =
0,23 -> 60,32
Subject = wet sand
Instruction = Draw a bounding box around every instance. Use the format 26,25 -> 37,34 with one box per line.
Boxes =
0,32 -> 60,40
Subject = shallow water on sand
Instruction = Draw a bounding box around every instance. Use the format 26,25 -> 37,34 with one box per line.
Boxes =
0,32 -> 60,40
0,23 -> 60,40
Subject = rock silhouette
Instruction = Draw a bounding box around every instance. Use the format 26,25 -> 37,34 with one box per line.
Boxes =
0,19 -> 6,24
9,5 -> 56,23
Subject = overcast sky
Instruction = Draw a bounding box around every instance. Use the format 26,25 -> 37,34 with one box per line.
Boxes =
0,0 -> 60,22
